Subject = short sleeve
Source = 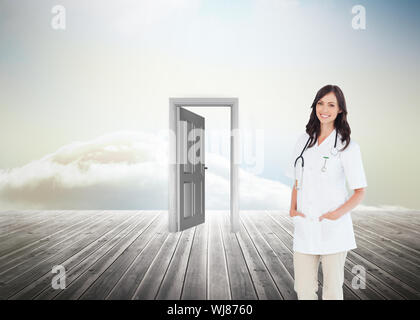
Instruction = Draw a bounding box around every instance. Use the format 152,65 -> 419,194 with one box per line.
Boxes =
285,133 -> 308,180
340,140 -> 367,190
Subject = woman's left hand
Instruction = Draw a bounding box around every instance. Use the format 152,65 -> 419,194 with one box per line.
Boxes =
319,211 -> 341,221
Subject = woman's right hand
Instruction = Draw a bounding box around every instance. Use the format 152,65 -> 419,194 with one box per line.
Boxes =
289,209 -> 306,218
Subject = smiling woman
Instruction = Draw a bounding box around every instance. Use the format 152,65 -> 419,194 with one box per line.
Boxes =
306,85 -> 351,151
287,84 -> 368,300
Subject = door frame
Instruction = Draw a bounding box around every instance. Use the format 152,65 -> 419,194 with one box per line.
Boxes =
169,97 -> 239,233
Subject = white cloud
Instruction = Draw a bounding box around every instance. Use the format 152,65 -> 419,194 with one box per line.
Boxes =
0,130 -> 293,211
0,130 -> 412,212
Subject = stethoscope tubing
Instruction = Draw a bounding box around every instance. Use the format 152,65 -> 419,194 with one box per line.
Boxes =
294,136 -> 311,168
294,130 -> 339,168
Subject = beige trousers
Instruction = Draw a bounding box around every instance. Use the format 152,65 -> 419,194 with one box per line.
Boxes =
293,250 -> 348,300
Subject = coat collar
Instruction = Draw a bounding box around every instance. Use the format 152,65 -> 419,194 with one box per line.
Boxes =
316,128 -> 336,148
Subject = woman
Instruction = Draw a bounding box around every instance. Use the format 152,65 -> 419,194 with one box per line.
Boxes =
286,84 -> 367,300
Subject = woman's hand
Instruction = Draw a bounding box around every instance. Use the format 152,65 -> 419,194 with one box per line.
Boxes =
289,209 -> 306,218
318,188 -> 366,222
318,211 -> 341,221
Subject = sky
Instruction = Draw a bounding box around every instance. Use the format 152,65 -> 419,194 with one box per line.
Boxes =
0,0 -> 419,210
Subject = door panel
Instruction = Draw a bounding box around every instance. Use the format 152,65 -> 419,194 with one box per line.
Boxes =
177,107 -> 205,231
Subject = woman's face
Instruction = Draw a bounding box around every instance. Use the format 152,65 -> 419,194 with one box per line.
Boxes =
315,92 -> 342,126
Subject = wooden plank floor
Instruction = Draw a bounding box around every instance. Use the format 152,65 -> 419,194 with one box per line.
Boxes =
0,210 -> 419,300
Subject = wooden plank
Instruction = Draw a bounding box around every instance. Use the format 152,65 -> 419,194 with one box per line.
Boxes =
261,212 -> 328,300
79,213 -> 167,300
106,219 -> 170,300
353,215 -> 419,251
353,223 -> 420,261
0,210 -> 47,222
354,212 -> 420,239
240,212 -> 293,299
0,212 -> 56,247
0,211 -> 107,274
206,211 -> 230,300
257,212 -> 363,300
363,211 -> 420,233
345,249 -> 417,300
181,219 -> 208,300
0,212 -> 112,283
51,212 -> 160,300
132,228 -> 182,300
155,227 -> 195,299
32,212 -> 151,300
0,211 -> 84,239
266,212 -> 376,300
353,210 -> 420,228
349,249 -> 420,298
218,211 -> 257,300
269,212 -> 416,300
0,210 -> 417,300
235,213 -> 283,299
9,212 -> 141,300
352,233 -> 420,288
0,211 -> 139,299
0,210 -> 93,257
0,210 -> 22,226
0,211 -> 57,232
273,212 -> 401,300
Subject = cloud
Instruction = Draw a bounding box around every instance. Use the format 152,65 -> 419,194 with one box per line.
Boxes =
0,130 -> 412,212
0,130 -> 294,211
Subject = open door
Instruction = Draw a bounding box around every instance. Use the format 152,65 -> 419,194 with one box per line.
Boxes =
177,107 -> 206,231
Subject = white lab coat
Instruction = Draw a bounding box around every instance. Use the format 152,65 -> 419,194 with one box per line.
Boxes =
286,129 -> 368,255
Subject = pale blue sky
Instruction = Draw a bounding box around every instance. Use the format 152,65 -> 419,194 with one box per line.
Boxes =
1,0 -> 419,209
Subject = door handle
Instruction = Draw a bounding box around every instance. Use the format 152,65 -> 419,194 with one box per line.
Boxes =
204,166 -> 208,170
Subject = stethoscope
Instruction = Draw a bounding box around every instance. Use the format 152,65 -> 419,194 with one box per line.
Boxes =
294,130 -> 339,190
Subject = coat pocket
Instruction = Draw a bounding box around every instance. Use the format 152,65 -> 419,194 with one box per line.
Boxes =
320,218 -> 342,243
292,216 -> 307,241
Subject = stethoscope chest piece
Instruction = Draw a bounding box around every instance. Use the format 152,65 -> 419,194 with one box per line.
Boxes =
330,147 -> 338,156
294,130 -> 340,186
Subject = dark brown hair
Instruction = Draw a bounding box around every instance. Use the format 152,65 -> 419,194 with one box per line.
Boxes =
305,84 -> 351,151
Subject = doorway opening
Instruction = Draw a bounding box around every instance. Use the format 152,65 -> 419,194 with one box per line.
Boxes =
168,98 -> 239,233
